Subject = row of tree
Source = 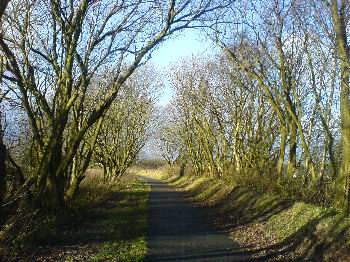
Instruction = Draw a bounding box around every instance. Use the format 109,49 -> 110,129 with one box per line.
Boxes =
160,0 -> 350,211
0,0 -> 231,221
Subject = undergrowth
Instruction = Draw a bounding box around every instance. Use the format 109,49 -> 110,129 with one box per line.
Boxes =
0,169 -> 150,262
145,164 -> 350,261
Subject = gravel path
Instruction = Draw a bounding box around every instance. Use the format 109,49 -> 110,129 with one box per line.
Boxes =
143,177 -> 249,262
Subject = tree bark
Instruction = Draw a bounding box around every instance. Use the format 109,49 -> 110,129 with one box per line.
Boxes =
331,0 -> 350,212
287,121 -> 297,176
179,163 -> 185,177
0,121 -> 6,211
277,126 -> 287,177
65,174 -> 84,201
35,134 -> 66,211
0,0 -> 10,222
0,0 -> 10,19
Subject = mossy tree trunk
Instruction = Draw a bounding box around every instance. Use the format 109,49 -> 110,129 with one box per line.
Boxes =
276,36 -> 297,177
331,0 -> 350,211
0,0 -> 10,19
0,0 -> 10,218
65,117 -> 103,201
35,132 -> 66,210
276,126 -> 287,177
0,120 -> 6,213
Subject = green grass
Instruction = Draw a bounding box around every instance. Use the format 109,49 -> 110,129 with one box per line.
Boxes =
87,176 -> 149,262
3,171 -> 150,262
149,165 -> 350,261
265,202 -> 325,241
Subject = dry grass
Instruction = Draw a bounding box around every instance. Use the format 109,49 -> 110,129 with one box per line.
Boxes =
145,164 -> 350,261
1,169 -> 150,262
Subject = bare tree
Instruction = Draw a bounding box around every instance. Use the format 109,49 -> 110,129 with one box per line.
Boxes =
0,0 -> 230,210
162,56 -> 277,177
0,0 -> 10,217
94,70 -> 155,181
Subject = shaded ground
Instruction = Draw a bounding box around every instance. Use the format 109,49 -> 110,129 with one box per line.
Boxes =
4,167 -> 349,262
162,171 -> 350,262
1,174 -> 149,262
143,177 -> 249,262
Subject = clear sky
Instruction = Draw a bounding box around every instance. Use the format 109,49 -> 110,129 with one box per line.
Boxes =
150,29 -> 218,106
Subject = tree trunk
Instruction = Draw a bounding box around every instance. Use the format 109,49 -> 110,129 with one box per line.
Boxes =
341,81 -> 350,211
179,163 -> 185,176
65,116 -> 103,201
233,123 -> 241,173
103,165 -> 108,182
287,121 -> 297,176
0,0 -> 9,221
0,0 -> 10,19
0,121 -> 6,213
331,0 -> 350,212
44,173 -> 65,209
277,126 -> 287,177
338,35 -> 350,209
35,136 -> 65,211
65,174 -> 84,201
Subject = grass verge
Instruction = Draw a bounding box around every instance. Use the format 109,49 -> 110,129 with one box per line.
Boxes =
143,165 -> 350,261
1,169 -> 150,262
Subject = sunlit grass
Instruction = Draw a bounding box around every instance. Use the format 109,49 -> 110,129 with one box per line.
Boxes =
5,170 -> 150,261
88,174 -> 149,262
150,165 -> 350,260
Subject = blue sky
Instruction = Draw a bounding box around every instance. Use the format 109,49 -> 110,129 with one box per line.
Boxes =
150,29 -> 218,105
140,29 -> 218,159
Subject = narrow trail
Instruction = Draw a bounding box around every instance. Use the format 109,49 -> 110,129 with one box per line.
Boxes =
142,176 -> 249,262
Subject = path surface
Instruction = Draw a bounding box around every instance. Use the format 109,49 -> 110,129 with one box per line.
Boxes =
143,177 -> 248,262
